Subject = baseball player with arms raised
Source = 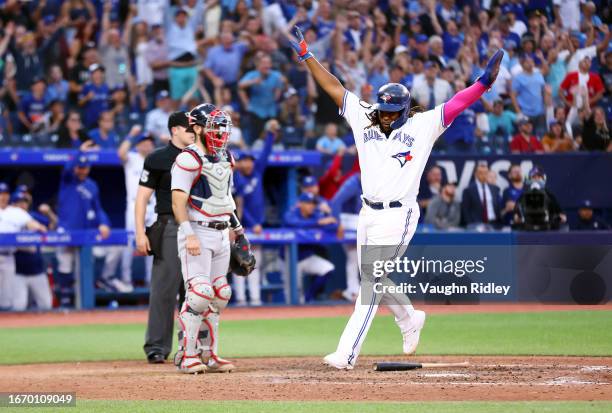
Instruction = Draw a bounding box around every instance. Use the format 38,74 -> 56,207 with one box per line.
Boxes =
290,27 -> 503,369
171,104 -> 254,374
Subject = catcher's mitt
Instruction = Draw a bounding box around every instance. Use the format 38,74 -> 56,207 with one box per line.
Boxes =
230,234 -> 256,276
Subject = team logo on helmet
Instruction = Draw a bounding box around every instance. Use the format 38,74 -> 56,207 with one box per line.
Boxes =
381,94 -> 392,103
391,151 -> 413,167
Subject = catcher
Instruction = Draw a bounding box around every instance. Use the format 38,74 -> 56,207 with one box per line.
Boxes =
171,104 -> 255,374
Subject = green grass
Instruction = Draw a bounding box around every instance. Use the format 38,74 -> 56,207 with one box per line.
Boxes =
1,311 -> 611,365
2,401 -> 612,413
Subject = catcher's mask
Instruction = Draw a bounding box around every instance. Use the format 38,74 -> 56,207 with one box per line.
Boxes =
203,109 -> 232,155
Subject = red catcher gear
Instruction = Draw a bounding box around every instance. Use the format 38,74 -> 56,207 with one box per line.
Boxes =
201,109 -> 231,155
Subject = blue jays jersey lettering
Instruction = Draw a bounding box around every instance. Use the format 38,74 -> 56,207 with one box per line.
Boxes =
392,132 -> 415,147
363,129 -> 383,143
340,90 -> 447,202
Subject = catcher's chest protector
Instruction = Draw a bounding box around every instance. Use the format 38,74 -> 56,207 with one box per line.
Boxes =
185,146 -> 236,217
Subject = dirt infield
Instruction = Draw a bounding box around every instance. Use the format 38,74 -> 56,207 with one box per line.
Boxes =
2,356 -> 611,401
2,304 -> 611,402
2,303 -> 611,328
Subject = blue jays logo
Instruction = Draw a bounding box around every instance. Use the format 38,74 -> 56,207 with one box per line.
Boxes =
381,94 -> 391,103
391,151 -> 413,167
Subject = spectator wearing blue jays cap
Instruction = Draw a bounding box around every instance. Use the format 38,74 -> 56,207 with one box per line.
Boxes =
412,34 -> 430,60
10,191 -> 31,205
300,174 -> 335,222
284,189 -> 338,303
573,200 -> 610,230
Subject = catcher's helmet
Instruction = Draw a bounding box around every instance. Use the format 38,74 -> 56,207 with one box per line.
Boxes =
187,103 -> 216,130
372,83 -> 411,129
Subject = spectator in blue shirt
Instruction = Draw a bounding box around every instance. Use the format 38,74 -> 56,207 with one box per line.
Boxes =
442,20 -> 463,60
55,154 -> 111,307
202,30 -> 249,93
284,192 -> 337,303
78,64 -> 110,129
510,55 -> 547,137
316,123 -> 346,155
499,15 -> 522,52
18,77 -> 48,134
487,100 -> 518,150
238,53 -> 285,144
501,164 -> 524,225
44,65 -> 69,104
232,131 -> 275,306
89,111 -> 120,149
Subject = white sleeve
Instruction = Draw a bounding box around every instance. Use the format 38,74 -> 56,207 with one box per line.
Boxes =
557,49 -> 570,61
414,105 -> 447,143
125,151 -> 138,170
171,152 -> 199,193
338,90 -> 366,128
578,46 -> 597,60
16,209 -> 33,229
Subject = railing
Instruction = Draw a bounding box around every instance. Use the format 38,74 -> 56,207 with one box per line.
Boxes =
2,229 -> 610,308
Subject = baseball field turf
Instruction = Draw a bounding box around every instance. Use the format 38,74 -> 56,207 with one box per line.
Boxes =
1,308 -> 611,412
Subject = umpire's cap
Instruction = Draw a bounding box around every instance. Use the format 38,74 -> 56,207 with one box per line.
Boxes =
373,83 -> 411,129
167,111 -> 190,133
0,182 -> 9,193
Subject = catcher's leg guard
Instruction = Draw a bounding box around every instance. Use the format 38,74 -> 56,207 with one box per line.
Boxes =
198,276 -> 234,372
175,278 -> 213,374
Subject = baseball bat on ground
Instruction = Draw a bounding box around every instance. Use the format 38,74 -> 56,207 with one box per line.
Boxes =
373,361 -> 470,371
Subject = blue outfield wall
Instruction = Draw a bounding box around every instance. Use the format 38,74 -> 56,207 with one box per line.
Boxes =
1,150 -> 611,308
1,150 -> 611,227
1,229 -> 610,308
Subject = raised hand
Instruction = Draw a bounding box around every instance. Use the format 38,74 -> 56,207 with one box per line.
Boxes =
478,49 -> 504,88
288,26 -> 313,62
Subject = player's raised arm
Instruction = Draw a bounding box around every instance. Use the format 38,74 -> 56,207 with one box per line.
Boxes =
441,50 -> 504,127
288,26 -> 346,108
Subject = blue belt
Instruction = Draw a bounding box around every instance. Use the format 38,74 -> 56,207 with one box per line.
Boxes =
363,198 -> 403,210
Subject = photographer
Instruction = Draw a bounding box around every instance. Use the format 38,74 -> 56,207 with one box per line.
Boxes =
513,167 -> 567,231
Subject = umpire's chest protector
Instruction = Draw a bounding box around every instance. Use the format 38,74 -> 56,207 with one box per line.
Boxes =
186,148 -> 236,217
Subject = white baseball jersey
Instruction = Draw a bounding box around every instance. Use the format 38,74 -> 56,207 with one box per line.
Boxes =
340,90 -> 447,203
0,206 -> 32,253
124,151 -> 156,222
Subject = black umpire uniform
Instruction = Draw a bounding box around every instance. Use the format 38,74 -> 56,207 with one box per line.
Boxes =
139,112 -> 188,362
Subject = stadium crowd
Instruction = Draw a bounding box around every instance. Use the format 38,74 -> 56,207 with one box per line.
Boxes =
0,0 -> 611,310
0,0 -> 608,152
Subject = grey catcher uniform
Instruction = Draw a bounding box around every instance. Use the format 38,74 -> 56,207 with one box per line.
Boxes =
171,107 -> 245,374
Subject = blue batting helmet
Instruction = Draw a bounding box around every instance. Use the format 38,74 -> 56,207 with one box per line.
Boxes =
372,83 -> 411,129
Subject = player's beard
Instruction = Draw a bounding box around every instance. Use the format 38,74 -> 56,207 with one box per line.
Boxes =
195,131 -> 208,153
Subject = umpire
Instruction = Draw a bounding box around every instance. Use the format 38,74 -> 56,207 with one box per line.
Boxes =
135,112 -> 194,363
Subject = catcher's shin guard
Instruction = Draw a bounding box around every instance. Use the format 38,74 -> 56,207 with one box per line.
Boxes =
201,312 -> 235,372
175,280 -> 212,373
